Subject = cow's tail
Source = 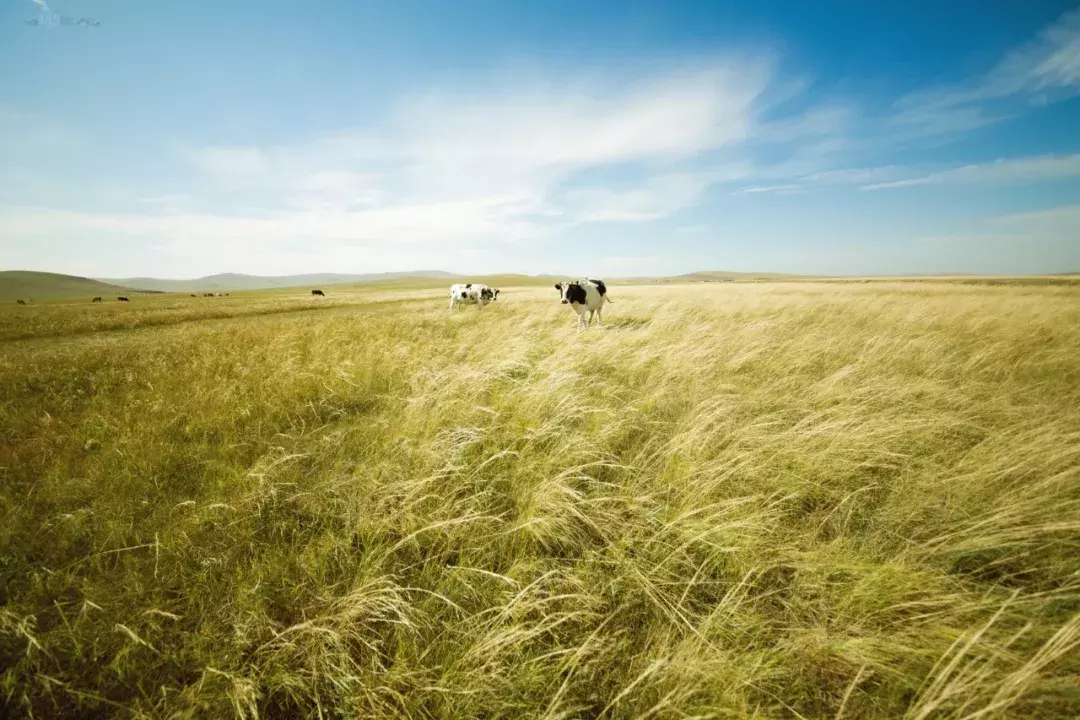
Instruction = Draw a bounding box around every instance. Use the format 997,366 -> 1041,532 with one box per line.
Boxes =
604,293 -> 614,303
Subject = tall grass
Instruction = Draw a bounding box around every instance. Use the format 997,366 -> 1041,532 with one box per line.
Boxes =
2,282 -> 1079,718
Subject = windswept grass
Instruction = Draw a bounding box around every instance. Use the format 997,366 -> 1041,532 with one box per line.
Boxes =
2,282 -> 1079,718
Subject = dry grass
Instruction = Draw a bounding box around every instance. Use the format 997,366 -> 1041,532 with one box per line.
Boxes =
2,281 -> 1079,719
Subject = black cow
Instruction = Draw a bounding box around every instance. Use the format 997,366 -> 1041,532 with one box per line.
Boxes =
92,296 -> 102,303
117,296 -> 130,302
312,289 -> 325,297
17,299 -> 26,305
190,294 -> 197,297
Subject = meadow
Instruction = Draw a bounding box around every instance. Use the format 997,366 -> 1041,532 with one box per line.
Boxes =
2,281 -> 1079,719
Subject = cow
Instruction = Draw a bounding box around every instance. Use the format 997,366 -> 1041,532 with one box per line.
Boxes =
190,294 -> 197,298
449,283 -> 499,310
92,297 -> 102,303
312,289 -> 325,297
17,299 -> 26,305
555,278 -> 612,331
117,296 -> 130,302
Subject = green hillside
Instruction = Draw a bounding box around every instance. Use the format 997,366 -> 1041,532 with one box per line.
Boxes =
0,271 -> 136,302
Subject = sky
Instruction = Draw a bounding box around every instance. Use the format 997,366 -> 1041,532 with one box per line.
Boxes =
1,0 -> 1078,278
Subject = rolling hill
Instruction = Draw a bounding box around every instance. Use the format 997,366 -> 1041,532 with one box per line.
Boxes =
0,271 -> 139,302
94,271 -> 460,293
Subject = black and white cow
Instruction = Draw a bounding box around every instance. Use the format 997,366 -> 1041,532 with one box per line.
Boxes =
555,278 -> 611,331
449,283 -> 500,310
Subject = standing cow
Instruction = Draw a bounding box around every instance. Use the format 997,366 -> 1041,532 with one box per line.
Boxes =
92,297 -> 102,303
555,278 -> 612,331
312,289 -> 325,297
449,283 -> 499,310
117,296 -> 130,302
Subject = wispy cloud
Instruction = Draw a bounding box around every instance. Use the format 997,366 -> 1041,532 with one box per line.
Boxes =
862,153 -> 1080,190
132,59 -> 774,247
732,183 -> 806,195
991,203 -> 1080,230
888,8 -> 1080,139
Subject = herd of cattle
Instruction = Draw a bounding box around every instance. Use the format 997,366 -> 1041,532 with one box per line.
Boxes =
14,278 -> 614,330
451,278 -> 612,330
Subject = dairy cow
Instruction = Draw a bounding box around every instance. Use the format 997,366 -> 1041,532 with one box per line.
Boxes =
449,283 -> 500,310
555,278 -> 612,331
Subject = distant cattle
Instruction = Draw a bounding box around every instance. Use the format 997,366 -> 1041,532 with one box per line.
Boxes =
190,294 -> 197,297
223,292 -> 230,297
117,296 -> 130,302
555,278 -> 612,331
17,299 -> 26,305
312,289 -> 325,297
204,293 -> 215,297
92,297 -> 102,303
449,283 -> 499,310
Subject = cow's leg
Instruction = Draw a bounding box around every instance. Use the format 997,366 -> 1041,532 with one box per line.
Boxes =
596,305 -> 603,324
588,309 -> 595,326
450,297 -> 456,310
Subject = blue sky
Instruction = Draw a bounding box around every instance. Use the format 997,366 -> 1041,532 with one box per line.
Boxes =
1,0 -> 1078,278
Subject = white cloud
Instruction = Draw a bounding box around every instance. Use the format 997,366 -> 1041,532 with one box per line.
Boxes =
862,153 -> 1080,190
564,168 -> 752,222
987,8 -> 1080,95
187,146 -> 272,176
732,183 -> 805,195
888,8 -> 1080,139
12,58 -> 773,259
991,203 -> 1080,230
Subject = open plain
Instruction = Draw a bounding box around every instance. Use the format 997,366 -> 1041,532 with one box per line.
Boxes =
2,280 -> 1079,718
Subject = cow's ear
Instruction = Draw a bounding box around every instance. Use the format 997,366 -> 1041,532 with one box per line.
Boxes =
554,283 -> 562,290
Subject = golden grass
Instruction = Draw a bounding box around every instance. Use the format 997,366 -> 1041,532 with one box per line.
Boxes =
2,281 -> 1079,718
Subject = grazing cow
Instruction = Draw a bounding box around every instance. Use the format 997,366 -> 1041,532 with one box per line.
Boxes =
555,278 -> 612,331
92,297 -> 102,303
312,289 -> 325,297
17,299 -> 26,305
117,296 -> 130,302
449,283 -> 499,310
190,294 -> 197,297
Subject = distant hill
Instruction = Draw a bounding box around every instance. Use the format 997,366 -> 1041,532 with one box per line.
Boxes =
613,270 -> 813,283
95,271 -> 460,293
0,271 -> 140,302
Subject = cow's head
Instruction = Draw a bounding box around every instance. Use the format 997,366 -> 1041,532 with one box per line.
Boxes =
555,282 -> 586,305
480,287 -> 495,301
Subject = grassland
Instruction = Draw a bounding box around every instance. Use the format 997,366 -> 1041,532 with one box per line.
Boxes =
2,281 -> 1079,719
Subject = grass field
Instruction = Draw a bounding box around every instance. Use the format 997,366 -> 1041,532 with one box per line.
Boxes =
2,281 -> 1080,719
